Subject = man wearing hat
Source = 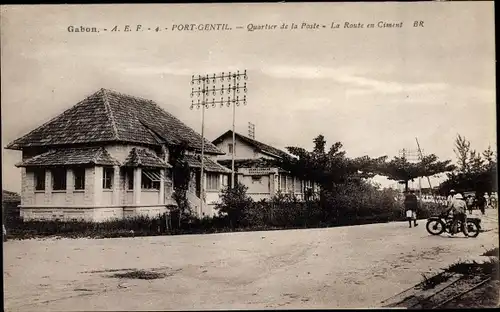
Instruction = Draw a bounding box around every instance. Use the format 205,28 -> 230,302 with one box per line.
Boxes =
447,189 -> 458,207
447,192 -> 468,236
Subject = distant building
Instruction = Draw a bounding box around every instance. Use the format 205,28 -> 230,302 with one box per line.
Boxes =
6,88 -> 230,222
2,190 -> 21,224
212,130 -> 319,201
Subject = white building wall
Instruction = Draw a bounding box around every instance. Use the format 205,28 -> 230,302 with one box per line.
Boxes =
214,136 -> 274,160
19,144 -> 213,221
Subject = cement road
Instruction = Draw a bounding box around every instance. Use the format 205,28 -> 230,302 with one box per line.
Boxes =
3,209 -> 498,310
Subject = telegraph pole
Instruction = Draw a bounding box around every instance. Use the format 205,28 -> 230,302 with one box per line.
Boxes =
190,75 -> 209,216
191,70 -> 248,192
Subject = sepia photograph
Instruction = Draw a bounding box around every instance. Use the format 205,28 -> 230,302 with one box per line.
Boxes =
1,2 -> 498,310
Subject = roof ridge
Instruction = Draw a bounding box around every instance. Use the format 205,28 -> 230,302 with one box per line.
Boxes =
229,130 -> 285,157
101,89 -> 120,141
91,147 -> 103,164
104,88 -> 157,105
139,120 -> 169,144
133,147 -> 142,165
137,97 -> 224,154
6,90 -> 103,149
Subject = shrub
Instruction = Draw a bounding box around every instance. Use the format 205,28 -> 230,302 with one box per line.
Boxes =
417,201 -> 445,219
215,183 -> 254,228
320,180 -> 401,226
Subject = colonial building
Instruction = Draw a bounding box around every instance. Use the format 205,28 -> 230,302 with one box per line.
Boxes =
212,130 -> 319,201
6,88 -> 230,222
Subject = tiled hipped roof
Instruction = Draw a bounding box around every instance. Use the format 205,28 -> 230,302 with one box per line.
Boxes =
15,147 -> 121,167
6,89 -> 223,155
123,148 -> 171,168
183,155 -> 231,173
212,130 -> 290,160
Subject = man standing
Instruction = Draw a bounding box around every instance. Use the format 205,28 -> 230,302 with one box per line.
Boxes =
476,191 -> 486,215
491,193 -> 498,210
404,190 -> 419,228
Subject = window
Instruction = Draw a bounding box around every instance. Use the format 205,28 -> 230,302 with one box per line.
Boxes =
206,173 -> 220,191
34,168 -> 46,191
73,168 -> 85,190
280,174 -> 287,191
52,168 -> 67,191
228,143 -> 235,155
103,167 -> 114,189
126,169 -> 134,190
142,169 -> 162,190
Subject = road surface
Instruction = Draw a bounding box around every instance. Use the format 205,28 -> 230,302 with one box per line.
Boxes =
3,209 -> 498,310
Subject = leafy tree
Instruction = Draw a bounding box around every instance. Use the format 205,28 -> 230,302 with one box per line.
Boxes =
376,154 -> 455,192
439,135 -> 497,194
277,135 -> 386,192
170,141 -> 193,226
454,134 -> 471,172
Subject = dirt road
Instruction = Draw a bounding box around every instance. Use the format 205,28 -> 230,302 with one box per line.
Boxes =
3,210 -> 498,310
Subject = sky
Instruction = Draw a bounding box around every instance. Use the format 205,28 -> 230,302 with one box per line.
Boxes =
1,2 -> 496,193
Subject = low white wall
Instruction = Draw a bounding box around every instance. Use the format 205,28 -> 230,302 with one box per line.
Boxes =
101,191 -> 113,206
20,206 -> 166,222
93,208 -> 124,222
21,208 -> 94,222
125,191 -> 134,205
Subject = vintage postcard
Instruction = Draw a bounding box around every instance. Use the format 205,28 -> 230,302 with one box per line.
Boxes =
1,2 -> 497,310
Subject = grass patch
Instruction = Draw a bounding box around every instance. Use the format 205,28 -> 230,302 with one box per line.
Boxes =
84,268 -> 137,274
109,270 -> 167,280
420,272 -> 452,290
482,247 -> 499,257
445,257 -> 499,280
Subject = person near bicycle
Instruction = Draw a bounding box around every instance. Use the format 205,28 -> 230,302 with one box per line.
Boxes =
445,193 -> 468,236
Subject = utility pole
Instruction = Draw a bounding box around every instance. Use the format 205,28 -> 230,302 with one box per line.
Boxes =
191,70 -> 248,193
190,75 -> 209,216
